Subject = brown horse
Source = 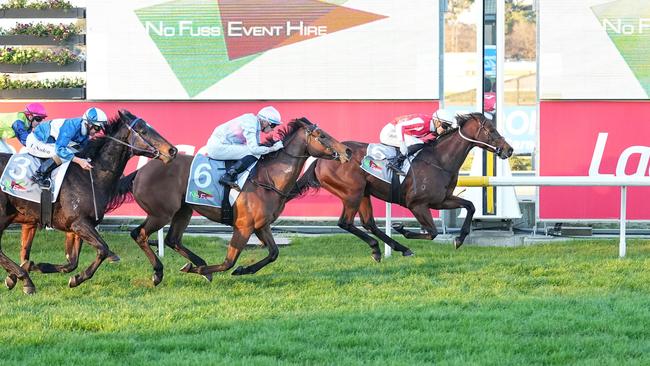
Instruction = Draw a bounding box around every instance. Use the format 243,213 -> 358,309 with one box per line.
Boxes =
289,112 -> 513,261
118,117 -> 351,285
0,110 -> 177,294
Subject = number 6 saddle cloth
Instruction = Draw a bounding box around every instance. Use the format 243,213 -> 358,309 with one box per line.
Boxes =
0,154 -> 71,203
185,154 -> 257,208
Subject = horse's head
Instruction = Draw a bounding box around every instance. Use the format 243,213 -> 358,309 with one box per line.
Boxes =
115,110 -> 177,164
456,113 -> 513,159
286,117 -> 352,163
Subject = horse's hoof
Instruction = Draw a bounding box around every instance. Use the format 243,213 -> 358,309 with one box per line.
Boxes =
391,223 -> 404,231
23,285 -> 35,295
68,275 -> 80,288
402,249 -> 415,257
107,254 -> 121,263
179,263 -> 193,273
231,266 -> 247,276
371,253 -> 382,263
5,275 -> 16,290
203,273 -> 213,282
454,237 -> 464,249
152,272 -> 163,286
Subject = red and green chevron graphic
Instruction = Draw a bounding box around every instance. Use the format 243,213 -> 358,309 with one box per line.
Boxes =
135,0 -> 386,97
592,0 -> 650,97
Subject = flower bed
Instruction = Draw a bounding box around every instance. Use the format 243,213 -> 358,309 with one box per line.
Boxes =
0,73 -> 85,99
0,22 -> 81,41
0,47 -> 82,65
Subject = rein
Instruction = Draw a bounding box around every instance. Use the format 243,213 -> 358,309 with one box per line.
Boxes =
457,117 -> 498,151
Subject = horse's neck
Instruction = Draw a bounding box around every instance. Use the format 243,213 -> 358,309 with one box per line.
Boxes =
258,134 -> 308,193
427,130 -> 474,173
92,135 -> 131,189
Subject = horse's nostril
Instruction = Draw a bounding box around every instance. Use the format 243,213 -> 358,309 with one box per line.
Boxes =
169,147 -> 177,156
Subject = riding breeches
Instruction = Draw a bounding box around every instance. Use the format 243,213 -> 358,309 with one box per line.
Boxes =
0,139 -> 14,154
206,142 -> 260,161
26,133 -> 57,158
379,123 -> 427,154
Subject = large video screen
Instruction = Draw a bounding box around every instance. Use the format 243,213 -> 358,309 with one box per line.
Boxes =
87,0 -> 440,100
539,0 -> 650,99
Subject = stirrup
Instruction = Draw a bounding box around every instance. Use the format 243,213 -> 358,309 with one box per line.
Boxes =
33,176 -> 52,190
387,163 -> 405,176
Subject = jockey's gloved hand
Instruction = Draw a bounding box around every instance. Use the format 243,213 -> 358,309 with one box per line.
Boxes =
271,141 -> 284,151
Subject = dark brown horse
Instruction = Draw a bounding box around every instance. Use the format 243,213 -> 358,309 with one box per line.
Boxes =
289,112 -> 513,261
0,110 -> 177,294
119,118 -> 351,285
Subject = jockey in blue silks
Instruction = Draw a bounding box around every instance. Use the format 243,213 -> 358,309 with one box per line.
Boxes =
27,107 -> 107,188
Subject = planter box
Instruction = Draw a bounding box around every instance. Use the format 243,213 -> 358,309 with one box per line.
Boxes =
0,34 -> 85,46
0,61 -> 85,73
0,87 -> 85,99
0,7 -> 85,18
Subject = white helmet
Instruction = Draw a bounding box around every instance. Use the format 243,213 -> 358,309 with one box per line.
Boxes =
83,107 -> 108,128
433,109 -> 457,128
257,106 -> 282,125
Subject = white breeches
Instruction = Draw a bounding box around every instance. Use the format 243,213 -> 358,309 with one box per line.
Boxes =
206,141 -> 258,160
379,123 -> 426,153
26,133 -> 57,158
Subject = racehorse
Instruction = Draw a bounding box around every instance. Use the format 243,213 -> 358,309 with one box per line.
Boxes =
0,110 -> 177,294
119,117 -> 351,285
288,112 -> 513,261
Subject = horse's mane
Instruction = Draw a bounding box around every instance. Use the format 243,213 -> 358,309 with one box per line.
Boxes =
424,112 -> 485,148
76,115 -> 123,159
73,113 -> 135,213
262,117 -> 313,145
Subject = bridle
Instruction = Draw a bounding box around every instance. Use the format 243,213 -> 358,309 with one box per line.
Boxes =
457,115 -> 504,155
103,118 -> 167,159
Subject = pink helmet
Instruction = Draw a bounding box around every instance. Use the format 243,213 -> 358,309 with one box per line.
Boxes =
24,103 -> 47,118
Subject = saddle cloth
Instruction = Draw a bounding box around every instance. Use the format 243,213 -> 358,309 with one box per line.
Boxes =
360,143 -> 414,184
185,154 -> 256,208
0,154 -> 71,203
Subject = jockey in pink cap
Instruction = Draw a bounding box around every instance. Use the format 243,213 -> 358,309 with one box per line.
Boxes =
0,103 -> 48,153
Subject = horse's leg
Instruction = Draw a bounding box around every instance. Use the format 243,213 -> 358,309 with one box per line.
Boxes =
180,227 -> 250,276
130,216 -> 167,286
162,205 -> 212,282
0,225 -> 35,295
337,201 -> 382,262
67,221 -> 111,288
231,225 -> 279,276
5,223 -> 37,290
392,204 -> 438,240
31,232 -> 82,274
357,197 -> 414,257
436,196 -> 475,249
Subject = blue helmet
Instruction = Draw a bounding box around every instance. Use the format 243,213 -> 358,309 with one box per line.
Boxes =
83,107 -> 108,128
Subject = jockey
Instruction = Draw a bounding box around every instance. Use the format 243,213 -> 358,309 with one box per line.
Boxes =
28,107 -> 108,189
379,108 -> 458,175
0,103 -> 48,153
206,106 -> 284,191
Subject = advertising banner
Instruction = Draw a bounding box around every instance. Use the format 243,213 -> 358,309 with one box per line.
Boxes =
539,101 -> 650,220
0,101 -> 439,219
86,0 -> 439,100
539,0 -> 650,99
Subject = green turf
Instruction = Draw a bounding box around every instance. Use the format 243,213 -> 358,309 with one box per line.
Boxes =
1,231 -> 649,365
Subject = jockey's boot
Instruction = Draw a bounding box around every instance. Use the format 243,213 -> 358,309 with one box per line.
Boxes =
31,158 -> 59,189
218,155 -> 258,192
386,153 -> 407,176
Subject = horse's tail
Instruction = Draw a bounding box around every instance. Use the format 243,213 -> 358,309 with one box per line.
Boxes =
105,170 -> 138,213
287,160 -> 321,201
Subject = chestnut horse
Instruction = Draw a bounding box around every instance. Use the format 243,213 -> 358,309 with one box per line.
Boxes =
120,117 -> 351,285
288,112 -> 513,261
0,110 -> 177,294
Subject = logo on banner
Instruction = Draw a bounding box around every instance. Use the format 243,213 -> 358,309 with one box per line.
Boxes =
589,132 -> 650,176
592,0 -> 650,96
136,0 -> 386,97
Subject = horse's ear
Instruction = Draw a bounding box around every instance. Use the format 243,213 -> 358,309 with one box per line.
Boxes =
118,109 -> 134,120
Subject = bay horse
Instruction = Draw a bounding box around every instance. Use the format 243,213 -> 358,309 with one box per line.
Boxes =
120,117 -> 351,285
288,112 -> 513,261
0,110 -> 177,294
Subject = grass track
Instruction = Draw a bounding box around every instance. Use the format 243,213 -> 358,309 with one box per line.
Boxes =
1,231 -> 650,365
